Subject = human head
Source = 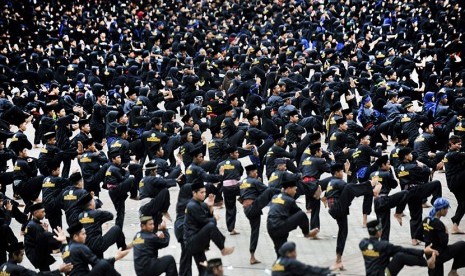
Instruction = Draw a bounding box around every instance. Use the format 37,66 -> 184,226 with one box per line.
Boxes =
366,219 -> 382,238
191,181 -> 206,201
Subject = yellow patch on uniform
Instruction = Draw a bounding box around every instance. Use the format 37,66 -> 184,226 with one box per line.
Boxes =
415,136 -> 425,142
64,194 -> 77,200
362,249 -> 380,257
146,137 -> 161,142
111,141 -> 122,148
11,137 -> 18,142
240,182 -> 251,189
221,122 -> 226,128
80,157 -> 92,163
42,181 -> 55,188
352,150 -> 361,159
40,148 -> 48,153
139,180 -> 144,188
268,174 -> 278,183
329,133 -> 337,141
304,148 -> 310,155
455,125 -> 465,131
400,117 -> 411,123
222,164 -> 235,170
302,160 -> 312,166
186,169 -> 192,175
246,131 -> 249,137
423,223 -> 434,231
133,237 -> 145,245
285,129 -> 289,135
443,157 -> 448,163
398,171 -> 409,177
62,248 -> 70,259
208,141 -> 216,148
79,217 -> 95,224
14,166 -> 21,171
105,171 -> 112,176
272,195 -> 285,205
392,153 -> 398,158
272,262 -> 285,272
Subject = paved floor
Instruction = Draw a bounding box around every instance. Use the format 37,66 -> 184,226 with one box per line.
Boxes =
5,123 -> 465,276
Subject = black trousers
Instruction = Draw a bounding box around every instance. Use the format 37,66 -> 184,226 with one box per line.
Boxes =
88,259 -> 121,276
244,188 -> 280,253
128,164 -> 143,198
143,255 -> 178,276
302,180 -> 321,229
0,171 -> 14,194
0,224 -> 18,264
222,184 -> 240,232
84,164 -> 110,197
88,225 -> 126,258
387,251 -> 427,276
226,130 -> 245,147
44,206 -> 62,230
406,181 -> 442,239
374,190 -> 410,241
185,222 -> 226,276
140,189 -> 171,225
61,158 -> 71,178
267,210 -> 309,257
108,178 -> 133,228
329,182 -> 374,255
174,216 -> 200,276
450,186 -> 465,226
428,241 -> 465,276
18,175 -> 45,212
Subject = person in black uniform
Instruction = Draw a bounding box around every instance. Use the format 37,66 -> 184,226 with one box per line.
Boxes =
109,125 -> 142,199
216,146 -> 243,235
104,148 -> 134,228
78,138 -> 110,197
185,148 -> 224,204
38,131 -> 81,177
11,140 -> 44,211
0,131 -> 16,195
54,104 -> 80,178
268,159 -> 302,191
267,179 -> 318,257
24,203 -> 64,271
399,101 -> 429,148
271,242 -> 332,276
72,118 -> 104,151
61,172 -> 89,226
183,181 -> 234,276
265,133 -> 297,179
444,135 -> 465,234
141,117 -> 168,163
246,112 -> 274,168
299,143 -> 334,231
42,161 -> 71,230
352,132 -> 382,227
139,162 -> 180,225
239,164 -> 280,264
1,241 -> 73,275
77,193 -> 127,258
63,222 -> 130,276
359,219 -> 437,276
150,143 -> 182,179
390,132 -> 409,171
396,147 -> 442,245
133,216 -> 177,276
208,127 -> 229,163
221,105 -> 245,147
370,155 -> 409,241
325,163 -> 381,270
413,122 -> 444,171
328,117 -> 354,164
422,198 -> 465,276
284,110 -> 306,153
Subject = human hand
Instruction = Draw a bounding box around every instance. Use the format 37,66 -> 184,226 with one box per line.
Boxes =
115,248 -> 131,261
58,263 -> 73,273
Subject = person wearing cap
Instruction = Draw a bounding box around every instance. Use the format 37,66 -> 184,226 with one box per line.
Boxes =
413,122 -> 445,171
284,109 -> 305,152
390,132 -> 410,170
24,203 -> 65,271
0,241 -> 73,275
325,162 -> 381,270
150,143 -> 182,179
139,161 -> 181,226
0,132 -> 16,195
444,135 -> 465,234
267,178 -> 318,257
342,108 -> 364,148
352,132 -> 383,226
38,105 -> 56,145
399,100 -> 429,148
78,138 -> 110,197
299,142 -> 335,230
54,103 -> 82,178
0,193 -> 18,265
220,104 -> 245,147
63,222 -> 130,276
41,161 -> 71,230
268,158 -> 302,191
11,139 -> 44,212
37,131 -> 82,178
239,164 -> 280,264
61,172 -> 89,226
328,117 -> 354,164
8,120 -> 32,161
183,181 -> 234,276
104,147 -> 135,228
265,133 -> 298,179
216,146 -> 244,235
383,91 -> 404,119
178,129 -> 205,169
133,216 -> 177,276
325,101 -> 343,142
271,241 -> 332,276
77,193 -> 127,258
396,147 -> 442,245
205,258 -> 224,276
370,155 -> 409,241
246,112 -> 273,156
360,218 -> 437,276
141,117 -> 169,163
72,118 -> 104,151
89,84 -> 111,144
422,198 -> 465,276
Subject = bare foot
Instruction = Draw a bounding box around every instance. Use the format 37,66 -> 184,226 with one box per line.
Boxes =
412,239 -> 421,246
306,209 -> 312,214
373,184 -> 382,198
330,261 -> 344,271
230,229 -> 240,235
394,213 -> 403,226
451,224 -> 465,234
321,197 -> 328,208
422,202 -> 432,208
305,228 -> 320,238
163,212 -> 172,222
362,214 -> 368,228
427,252 -> 436,270
221,247 -> 235,256
448,270 -> 459,276
250,257 -> 261,265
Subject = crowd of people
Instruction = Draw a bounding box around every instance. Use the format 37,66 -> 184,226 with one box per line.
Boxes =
0,0 -> 465,275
